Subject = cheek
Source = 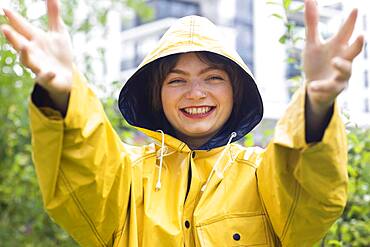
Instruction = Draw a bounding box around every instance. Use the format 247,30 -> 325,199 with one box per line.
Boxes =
219,85 -> 234,110
161,87 -> 177,115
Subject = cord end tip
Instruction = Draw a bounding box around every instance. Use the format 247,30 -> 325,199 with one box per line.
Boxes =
155,181 -> 161,191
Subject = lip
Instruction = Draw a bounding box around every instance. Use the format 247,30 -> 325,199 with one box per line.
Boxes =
179,106 -> 216,119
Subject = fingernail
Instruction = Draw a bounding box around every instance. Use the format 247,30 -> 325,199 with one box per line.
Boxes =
1,7 -> 10,17
0,24 -> 7,33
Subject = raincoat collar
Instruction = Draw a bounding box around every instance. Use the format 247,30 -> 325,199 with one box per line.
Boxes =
119,15 -> 263,150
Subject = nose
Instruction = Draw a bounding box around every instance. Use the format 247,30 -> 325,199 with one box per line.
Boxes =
186,80 -> 206,99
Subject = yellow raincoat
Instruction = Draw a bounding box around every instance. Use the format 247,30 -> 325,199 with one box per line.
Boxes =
29,16 -> 348,246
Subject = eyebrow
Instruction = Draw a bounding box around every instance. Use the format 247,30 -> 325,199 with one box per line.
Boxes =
169,66 -> 223,76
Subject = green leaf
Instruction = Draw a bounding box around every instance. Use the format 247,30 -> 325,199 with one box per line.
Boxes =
271,13 -> 283,20
244,134 -> 254,146
97,10 -> 108,25
266,1 -> 280,6
286,22 -> 296,33
327,239 -> 342,246
286,57 -> 297,64
279,34 -> 287,44
289,4 -> 304,14
283,0 -> 292,10
293,36 -> 304,44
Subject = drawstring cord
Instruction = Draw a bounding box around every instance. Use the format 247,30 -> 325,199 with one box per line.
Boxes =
155,130 -> 175,191
201,132 -> 237,192
155,130 -> 165,191
219,148 -> 241,178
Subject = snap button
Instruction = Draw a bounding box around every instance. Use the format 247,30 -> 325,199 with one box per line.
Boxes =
233,233 -> 241,241
185,220 -> 190,228
192,152 -> 196,158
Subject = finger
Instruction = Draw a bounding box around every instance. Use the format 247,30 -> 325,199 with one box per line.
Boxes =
333,9 -> 358,43
304,0 -> 320,43
2,8 -> 40,40
1,24 -> 29,51
332,57 -> 352,82
343,35 -> 364,61
20,44 -> 41,74
47,0 -> 63,32
36,71 -> 56,85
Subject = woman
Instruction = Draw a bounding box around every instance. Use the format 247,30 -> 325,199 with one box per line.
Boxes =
1,0 -> 364,246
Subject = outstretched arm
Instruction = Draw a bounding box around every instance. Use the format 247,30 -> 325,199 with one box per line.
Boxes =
2,2 -> 135,245
257,1 -> 364,245
1,0 -> 73,114
303,0 -> 364,142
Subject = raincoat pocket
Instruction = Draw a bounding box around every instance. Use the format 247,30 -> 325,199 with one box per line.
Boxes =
196,214 -> 269,246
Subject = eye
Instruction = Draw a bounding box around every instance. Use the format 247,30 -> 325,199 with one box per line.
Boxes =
168,79 -> 186,84
207,76 -> 224,81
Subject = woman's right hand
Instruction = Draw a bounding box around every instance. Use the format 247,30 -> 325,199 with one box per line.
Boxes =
1,0 -> 73,114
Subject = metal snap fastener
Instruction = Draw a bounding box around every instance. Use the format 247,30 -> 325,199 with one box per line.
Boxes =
233,233 -> 240,241
185,220 -> 190,228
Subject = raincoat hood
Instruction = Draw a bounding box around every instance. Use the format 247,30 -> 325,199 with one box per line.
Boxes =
118,15 -> 263,150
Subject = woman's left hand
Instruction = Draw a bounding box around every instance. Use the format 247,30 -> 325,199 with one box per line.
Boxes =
303,0 -> 364,116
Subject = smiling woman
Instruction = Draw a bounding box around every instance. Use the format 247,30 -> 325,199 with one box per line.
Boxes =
0,0 -> 364,246
146,52 -> 246,149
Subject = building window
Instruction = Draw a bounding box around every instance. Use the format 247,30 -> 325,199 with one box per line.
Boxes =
365,98 -> 369,113
146,0 -> 200,21
235,0 -> 254,71
363,15 -> 367,31
365,70 -> 369,88
120,42 -> 136,71
364,41 -> 368,60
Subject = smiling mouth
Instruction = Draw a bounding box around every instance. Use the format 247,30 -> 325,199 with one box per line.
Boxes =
180,106 -> 216,118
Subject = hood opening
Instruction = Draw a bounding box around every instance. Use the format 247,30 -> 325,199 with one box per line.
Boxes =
118,51 -> 263,150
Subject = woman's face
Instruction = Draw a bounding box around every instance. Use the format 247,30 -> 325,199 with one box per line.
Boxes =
161,52 -> 233,144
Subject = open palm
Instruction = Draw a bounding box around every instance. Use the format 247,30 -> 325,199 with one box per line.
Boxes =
1,0 -> 73,111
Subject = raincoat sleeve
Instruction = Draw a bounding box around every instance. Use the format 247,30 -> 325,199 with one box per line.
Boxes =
29,68 -> 133,246
256,86 -> 348,246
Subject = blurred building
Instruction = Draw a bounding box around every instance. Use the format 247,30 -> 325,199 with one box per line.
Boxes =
104,0 -> 369,130
341,1 -> 370,125
113,0 -> 253,77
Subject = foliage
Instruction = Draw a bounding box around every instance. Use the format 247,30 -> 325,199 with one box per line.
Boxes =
267,0 -> 304,95
317,127 -> 370,247
269,0 -> 370,245
0,0 -> 152,245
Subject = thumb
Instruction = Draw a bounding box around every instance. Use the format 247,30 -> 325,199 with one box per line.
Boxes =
36,71 -> 56,85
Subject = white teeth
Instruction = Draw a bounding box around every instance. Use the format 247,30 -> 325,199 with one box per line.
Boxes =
183,107 -> 211,115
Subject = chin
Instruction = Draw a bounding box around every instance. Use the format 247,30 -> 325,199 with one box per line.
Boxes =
183,128 -> 214,137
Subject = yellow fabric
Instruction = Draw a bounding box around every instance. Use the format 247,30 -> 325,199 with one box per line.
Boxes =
29,16 -> 348,246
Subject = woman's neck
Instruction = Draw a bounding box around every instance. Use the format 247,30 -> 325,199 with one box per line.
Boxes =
175,131 -> 212,150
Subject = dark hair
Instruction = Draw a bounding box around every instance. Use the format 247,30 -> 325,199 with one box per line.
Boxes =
149,51 -> 244,119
